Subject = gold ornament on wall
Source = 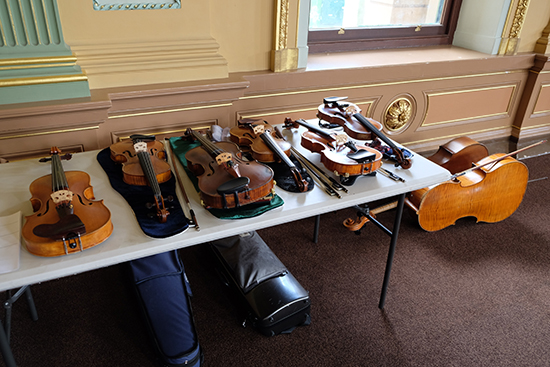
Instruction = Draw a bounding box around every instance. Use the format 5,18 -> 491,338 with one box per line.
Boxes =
384,97 -> 413,132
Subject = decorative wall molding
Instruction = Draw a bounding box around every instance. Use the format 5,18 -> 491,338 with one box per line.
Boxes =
384,96 -> 415,133
271,0 -> 298,72
0,0 -> 90,104
70,39 -> 228,89
499,0 -> 530,55
93,0 -> 180,11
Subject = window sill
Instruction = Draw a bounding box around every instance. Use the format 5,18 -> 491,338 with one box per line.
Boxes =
305,46 -> 498,72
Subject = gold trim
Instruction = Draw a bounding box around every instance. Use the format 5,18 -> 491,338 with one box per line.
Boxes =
274,0 -> 289,51
422,84 -> 516,126
240,70 -> 524,100
427,85 -> 517,97
109,103 -> 232,119
498,0 -> 530,55
512,122 -> 550,130
532,84 -> 550,115
0,56 -> 78,66
240,101 -> 373,120
0,63 -> 77,71
404,126 -> 510,146
0,74 -> 88,87
271,0 -> 298,72
384,97 -> 413,131
422,113 -> 510,127
0,126 -> 99,141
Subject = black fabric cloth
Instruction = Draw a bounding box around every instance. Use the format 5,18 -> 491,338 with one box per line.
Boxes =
96,148 -> 189,238
264,154 -> 314,193
209,231 -> 288,294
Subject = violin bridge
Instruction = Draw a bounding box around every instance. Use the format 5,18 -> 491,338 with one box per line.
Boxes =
252,125 -> 265,135
216,152 -> 232,165
51,190 -> 74,204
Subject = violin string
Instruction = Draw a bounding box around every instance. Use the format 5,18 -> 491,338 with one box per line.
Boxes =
51,153 -> 69,192
137,151 -> 162,198
193,130 -> 225,158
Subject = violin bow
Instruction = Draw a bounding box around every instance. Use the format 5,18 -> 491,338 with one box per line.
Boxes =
165,139 -> 200,231
451,140 -> 547,180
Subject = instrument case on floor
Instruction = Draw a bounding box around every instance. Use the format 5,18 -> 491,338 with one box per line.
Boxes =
209,231 -> 311,336
128,250 -> 202,367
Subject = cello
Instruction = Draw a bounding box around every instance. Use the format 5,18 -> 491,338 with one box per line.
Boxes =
22,147 -> 113,257
230,119 -> 309,192
110,134 -> 172,223
318,97 -> 412,169
344,138 -> 543,233
284,118 -> 383,186
406,140 -> 545,232
184,129 -> 275,209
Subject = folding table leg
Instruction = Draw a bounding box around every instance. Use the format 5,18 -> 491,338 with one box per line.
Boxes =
0,319 -> 16,367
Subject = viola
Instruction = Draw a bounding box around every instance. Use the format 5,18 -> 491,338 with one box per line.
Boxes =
110,134 -> 171,222
22,147 -> 113,257
284,118 -> 383,186
406,138 -> 545,232
317,97 -> 412,169
184,129 -> 275,209
230,119 -> 309,192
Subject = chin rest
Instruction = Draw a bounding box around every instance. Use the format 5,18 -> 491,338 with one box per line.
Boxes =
347,149 -> 376,163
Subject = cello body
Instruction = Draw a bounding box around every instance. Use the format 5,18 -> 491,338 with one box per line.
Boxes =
427,136 -> 489,174
407,150 -> 529,232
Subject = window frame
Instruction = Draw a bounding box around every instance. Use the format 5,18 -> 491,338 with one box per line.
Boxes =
307,0 -> 463,53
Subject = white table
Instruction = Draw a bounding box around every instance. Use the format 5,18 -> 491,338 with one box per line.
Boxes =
0,125 -> 450,366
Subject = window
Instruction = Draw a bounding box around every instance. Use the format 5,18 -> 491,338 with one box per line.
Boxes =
308,0 -> 463,53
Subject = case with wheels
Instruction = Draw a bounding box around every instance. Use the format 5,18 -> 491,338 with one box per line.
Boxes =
209,231 -> 311,336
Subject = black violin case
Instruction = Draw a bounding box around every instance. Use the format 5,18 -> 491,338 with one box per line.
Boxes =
208,231 -> 311,336
128,250 -> 203,367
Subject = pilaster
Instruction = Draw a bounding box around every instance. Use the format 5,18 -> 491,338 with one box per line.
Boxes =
0,0 -> 90,105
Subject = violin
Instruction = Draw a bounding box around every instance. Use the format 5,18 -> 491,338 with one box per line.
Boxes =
317,96 -> 383,140
284,118 -> 383,186
230,119 -> 309,192
184,129 -> 275,209
406,138 -> 545,232
110,134 -> 171,222
22,147 -> 113,257
318,97 -> 412,169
